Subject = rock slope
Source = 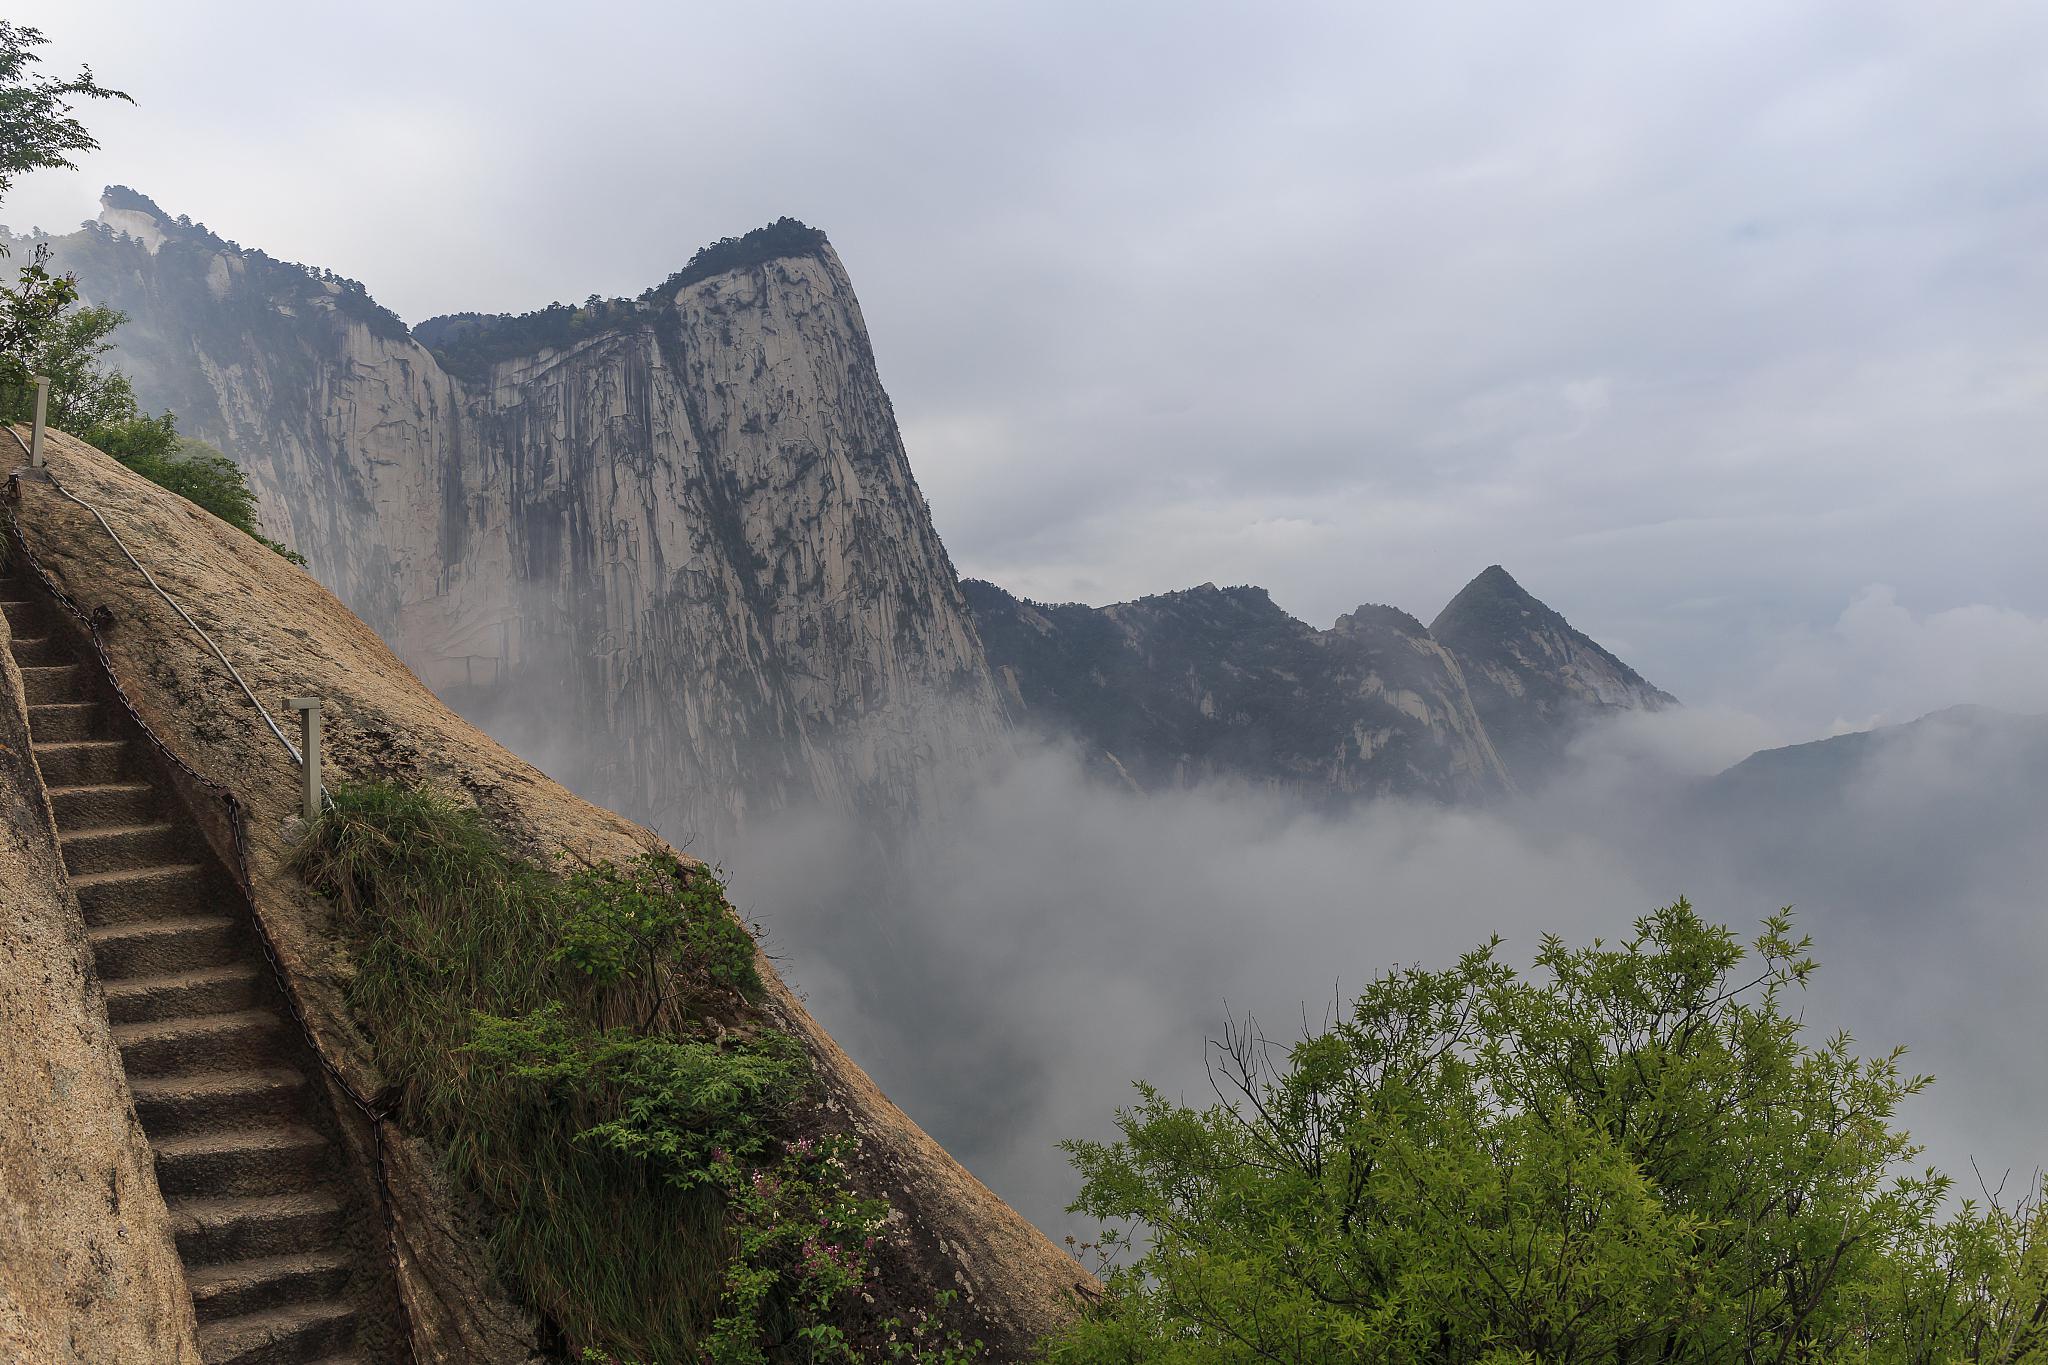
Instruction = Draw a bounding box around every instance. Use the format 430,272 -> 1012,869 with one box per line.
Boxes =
967,568 -> 1675,800
8,430 -> 1087,1360
25,190 -> 1003,838
1430,565 -> 1676,784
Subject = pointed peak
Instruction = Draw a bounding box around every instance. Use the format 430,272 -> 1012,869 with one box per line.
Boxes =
1431,564 -> 1560,640
1464,564 -> 1537,603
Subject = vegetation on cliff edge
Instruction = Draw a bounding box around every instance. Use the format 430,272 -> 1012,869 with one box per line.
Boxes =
415,217 -> 829,383
293,779 -> 982,1363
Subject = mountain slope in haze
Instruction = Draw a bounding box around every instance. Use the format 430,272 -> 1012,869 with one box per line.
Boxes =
1431,564 -> 1677,784
18,189 -> 1002,837
965,579 -> 1512,801
1686,705 -> 2048,906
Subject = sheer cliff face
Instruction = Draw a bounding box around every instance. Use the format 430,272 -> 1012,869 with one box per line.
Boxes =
1430,565 -> 1677,784
964,580 -> 1510,802
34,192 -> 1002,835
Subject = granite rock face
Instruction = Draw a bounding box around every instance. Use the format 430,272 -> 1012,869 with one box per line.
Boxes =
964,579 -> 1511,802
1430,565 -> 1677,785
27,190 -> 1002,836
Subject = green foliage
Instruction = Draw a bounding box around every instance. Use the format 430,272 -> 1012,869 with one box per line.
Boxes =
706,1135 -> 891,1364
0,243 -> 76,386
415,217 -> 829,383
1049,900 -> 2048,1363
648,217 -> 830,299
0,21 -> 130,206
555,854 -> 763,1005
413,297 -> 652,383
468,1004 -> 801,1189
294,780 -> 960,1362
0,251 -> 306,563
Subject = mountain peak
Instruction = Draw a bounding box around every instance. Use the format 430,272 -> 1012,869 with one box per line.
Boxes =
413,217 -> 836,381
1429,564 -> 1558,639
1429,565 -> 1674,785
96,185 -> 173,253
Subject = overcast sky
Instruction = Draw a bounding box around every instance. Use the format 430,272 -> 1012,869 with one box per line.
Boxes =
10,0 -> 2047,738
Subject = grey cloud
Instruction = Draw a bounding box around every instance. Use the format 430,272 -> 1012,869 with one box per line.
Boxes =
720,703 -> 2048,1241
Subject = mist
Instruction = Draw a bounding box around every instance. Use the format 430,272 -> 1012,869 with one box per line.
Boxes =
711,708 -> 2048,1242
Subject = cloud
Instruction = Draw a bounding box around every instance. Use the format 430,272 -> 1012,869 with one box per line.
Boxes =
1720,586 -> 2048,736
719,711 -> 2048,1239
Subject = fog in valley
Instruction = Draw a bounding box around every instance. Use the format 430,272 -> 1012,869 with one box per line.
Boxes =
708,596 -> 2048,1240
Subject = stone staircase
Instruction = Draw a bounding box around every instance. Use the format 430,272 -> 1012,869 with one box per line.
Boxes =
2,563 -> 398,1364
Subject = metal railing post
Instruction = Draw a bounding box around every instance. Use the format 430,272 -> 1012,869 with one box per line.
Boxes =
287,696 -> 322,821
30,375 -> 49,467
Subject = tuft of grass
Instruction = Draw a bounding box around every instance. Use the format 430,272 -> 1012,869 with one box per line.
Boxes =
292,779 -> 791,1359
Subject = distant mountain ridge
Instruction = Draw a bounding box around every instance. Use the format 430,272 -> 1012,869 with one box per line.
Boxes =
16,190 -> 1675,819
965,566 -> 1673,800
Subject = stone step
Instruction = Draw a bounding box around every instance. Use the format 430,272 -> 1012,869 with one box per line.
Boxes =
197,1297 -> 359,1365
113,1008 -> 289,1077
186,1249 -> 354,1325
61,822 -> 191,878
70,862 -> 216,926
170,1190 -> 346,1272
19,660 -> 87,704
90,914 -> 242,977
27,700 -> 110,742
154,1124 -> 333,1199
34,737 -> 133,785
130,1066 -> 308,1139
107,963 -> 267,1027
48,780 -> 163,829
9,631 -> 69,665
0,596 -> 45,632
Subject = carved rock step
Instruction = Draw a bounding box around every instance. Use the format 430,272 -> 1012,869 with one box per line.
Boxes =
31,737 -> 132,785
26,699 -> 110,741
0,595 -> 44,631
195,1295 -> 360,1365
171,1190 -> 346,1266
187,1249 -> 355,1324
46,779 -> 164,828
10,630 -> 69,664
154,1124 -> 333,1199
107,963 -> 268,1027
129,1066 -> 308,1137
90,913 -> 243,977
60,821 -> 191,877
17,661 -> 84,704
7,569 -> 391,1359
113,1008 -> 290,1077
71,860 -> 218,926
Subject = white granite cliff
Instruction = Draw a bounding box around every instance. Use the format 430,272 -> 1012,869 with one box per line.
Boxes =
34,193 -> 1004,836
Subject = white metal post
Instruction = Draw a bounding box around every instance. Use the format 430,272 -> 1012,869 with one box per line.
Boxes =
29,375 -> 48,467
287,696 -> 322,820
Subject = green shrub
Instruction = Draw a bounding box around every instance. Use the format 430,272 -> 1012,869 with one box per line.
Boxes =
294,780 -> 972,1362
1047,901 -> 2048,1363
0,248 -> 305,564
